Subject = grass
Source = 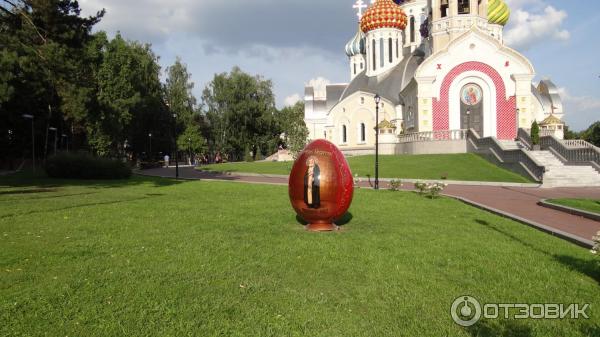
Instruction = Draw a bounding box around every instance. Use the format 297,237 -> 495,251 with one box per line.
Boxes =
547,199 -> 600,214
1,173 -> 598,336
199,154 -> 533,183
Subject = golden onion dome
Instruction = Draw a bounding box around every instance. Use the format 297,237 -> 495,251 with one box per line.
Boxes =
488,0 -> 510,26
360,0 -> 408,33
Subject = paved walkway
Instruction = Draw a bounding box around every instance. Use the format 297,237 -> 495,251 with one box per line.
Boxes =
140,167 -> 600,246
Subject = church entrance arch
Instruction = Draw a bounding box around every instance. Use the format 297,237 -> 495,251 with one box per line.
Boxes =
460,83 -> 483,136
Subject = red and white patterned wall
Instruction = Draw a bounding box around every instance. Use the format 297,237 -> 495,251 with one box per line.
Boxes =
432,61 -> 516,140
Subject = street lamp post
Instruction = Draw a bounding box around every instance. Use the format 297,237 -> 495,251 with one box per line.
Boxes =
515,108 -> 521,140
188,137 -> 192,166
8,129 -> 14,170
148,133 -> 153,160
22,114 -> 35,172
61,134 -> 68,152
374,94 -> 381,190
173,113 -> 179,179
48,127 -> 57,155
466,109 -> 471,131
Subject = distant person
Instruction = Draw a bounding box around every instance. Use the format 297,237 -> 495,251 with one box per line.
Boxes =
164,154 -> 170,168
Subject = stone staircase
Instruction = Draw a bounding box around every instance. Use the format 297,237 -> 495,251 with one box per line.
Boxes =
527,150 -> 600,188
498,140 -> 521,150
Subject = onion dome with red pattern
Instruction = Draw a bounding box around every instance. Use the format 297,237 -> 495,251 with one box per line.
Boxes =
360,0 -> 408,33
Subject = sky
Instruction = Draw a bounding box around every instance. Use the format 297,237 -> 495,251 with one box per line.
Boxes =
78,0 -> 600,131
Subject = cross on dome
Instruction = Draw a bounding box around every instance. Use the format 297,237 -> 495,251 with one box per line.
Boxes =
353,0 -> 368,20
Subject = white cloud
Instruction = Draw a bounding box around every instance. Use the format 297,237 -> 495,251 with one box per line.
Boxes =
504,5 -> 570,50
557,87 -> 600,129
78,0 -> 354,52
284,94 -> 301,106
558,87 -> 600,111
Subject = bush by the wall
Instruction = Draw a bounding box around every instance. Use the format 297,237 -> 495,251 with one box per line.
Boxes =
531,121 -> 540,145
45,152 -> 131,180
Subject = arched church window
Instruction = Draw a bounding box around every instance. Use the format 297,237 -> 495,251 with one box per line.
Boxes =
361,97 -> 365,105
410,17 -> 416,43
360,123 -> 366,142
372,39 -> 376,71
342,125 -> 347,144
379,38 -> 384,68
388,38 -> 393,63
396,39 -> 399,58
354,63 -> 357,75
458,0 -> 470,14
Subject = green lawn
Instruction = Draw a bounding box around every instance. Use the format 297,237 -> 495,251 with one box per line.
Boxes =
1,174 -> 598,336
199,154 -> 533,183
548,199 -> 600,214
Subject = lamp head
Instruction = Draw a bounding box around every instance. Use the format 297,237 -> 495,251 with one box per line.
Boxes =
374,94 -> 381,104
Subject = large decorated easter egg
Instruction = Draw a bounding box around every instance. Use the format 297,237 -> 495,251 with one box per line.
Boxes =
288,140 -> 354,231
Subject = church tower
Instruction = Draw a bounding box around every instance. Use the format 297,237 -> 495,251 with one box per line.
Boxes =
428,0 -> 510,52
429,0 -> 488,52
360,0 -> 408,77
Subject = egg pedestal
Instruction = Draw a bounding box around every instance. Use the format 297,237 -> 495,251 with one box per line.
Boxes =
288,140 -> 354,232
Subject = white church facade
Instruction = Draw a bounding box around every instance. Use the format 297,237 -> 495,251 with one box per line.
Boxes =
304,0 -> 566,155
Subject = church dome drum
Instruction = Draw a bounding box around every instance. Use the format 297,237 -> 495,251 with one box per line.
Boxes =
488,0 -> 510,26
360,0 -> 408,33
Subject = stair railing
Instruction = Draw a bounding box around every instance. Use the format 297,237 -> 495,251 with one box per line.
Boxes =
467,129 -> 545,182
540,135 -> 600,167
517,128 -> 533,150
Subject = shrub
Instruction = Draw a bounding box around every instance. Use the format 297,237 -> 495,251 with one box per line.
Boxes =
414,181 -> 447,198
427,182 -> 447,199
139,161 -> 163,170
389,179 -> 403,191
45,152 -> 132,180
354,174 -> 361,188
592,231 -> 599,256
415,182 -> 428,195
531,121 -> 540,145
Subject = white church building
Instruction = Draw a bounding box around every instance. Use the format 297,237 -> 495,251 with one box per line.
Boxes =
304,0 -> 566,155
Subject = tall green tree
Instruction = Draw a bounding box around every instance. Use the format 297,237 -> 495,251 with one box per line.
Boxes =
582,122 -> 600,147
202,67 -> 279,161
0,0 -> 104,160
164,57 -> 204,162
177,124 -> 207,161
93,33 -> 165,157
276,101 -> 308,158
164,58 -> 197,127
